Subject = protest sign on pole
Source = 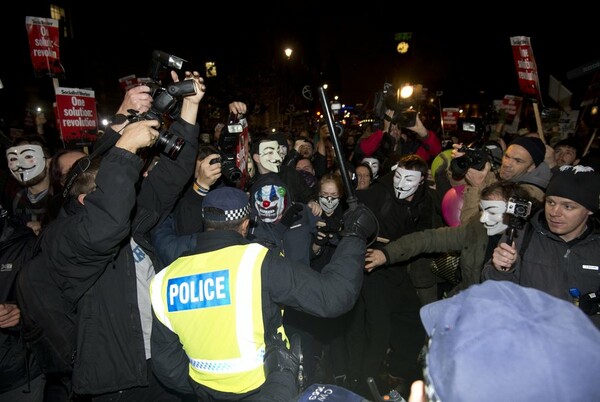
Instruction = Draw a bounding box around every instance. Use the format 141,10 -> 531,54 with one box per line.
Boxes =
510,36 -> 541,102
510,36 -> 545,142
25,16 -> 65,79
55,87 -> 98,148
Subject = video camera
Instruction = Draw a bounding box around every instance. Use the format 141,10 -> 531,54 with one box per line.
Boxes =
450,141 -> 503,179
127,50 -> 195,159
212,113 -> 246,185
374,82 -> 418,128
450,142 -> 490,178
505,196 -> 533,244
506,197 -> 532,219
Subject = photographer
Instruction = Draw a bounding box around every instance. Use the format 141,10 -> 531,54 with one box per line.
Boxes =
482,165 -> 600,329
382,109 -> 442,165
163,101 -> 249,238
453,136 -> 552,225
17,70 -> 205,400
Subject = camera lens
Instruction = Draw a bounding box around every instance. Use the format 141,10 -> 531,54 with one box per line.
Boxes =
450,156 -> 471,178
156,131 -> 185,159
221,159 -> 242,184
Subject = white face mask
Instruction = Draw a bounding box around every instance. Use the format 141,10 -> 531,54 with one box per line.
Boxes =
278,144 -> 288,161
6,144 -> 46,184
479,200 -> 508,236
362,157 -> 379,179
319,196 -> 340,214
259,141 -> 282,173
393,167 -> 422,199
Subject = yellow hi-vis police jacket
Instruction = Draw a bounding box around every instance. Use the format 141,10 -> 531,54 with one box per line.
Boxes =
150,242 -> 270,394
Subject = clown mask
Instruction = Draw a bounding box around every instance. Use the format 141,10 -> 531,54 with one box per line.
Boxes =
393,167 -> 422,200
254,184 -> 287,223
259,140 -> 282,173
6,144 -> 46,184
362,157 -> 380,179
479,200 -> 508,236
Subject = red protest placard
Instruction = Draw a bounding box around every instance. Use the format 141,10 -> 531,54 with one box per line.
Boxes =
55,87 -> 98,147
25,16 -> 65,79
499,95 -> 523,124
442,108 -> 460,131
510,36 -> 541,102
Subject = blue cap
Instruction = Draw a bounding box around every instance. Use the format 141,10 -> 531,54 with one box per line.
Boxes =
202,186 -> 250,221
420,281 -> 600,402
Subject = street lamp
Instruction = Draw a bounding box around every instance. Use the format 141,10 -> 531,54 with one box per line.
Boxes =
284,48 -> 293,60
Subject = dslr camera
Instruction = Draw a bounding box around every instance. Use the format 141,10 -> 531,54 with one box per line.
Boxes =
374,82 -> 418,128
212,113 -> 246,185
450,142 -> 490,178
127,50 -> 196,159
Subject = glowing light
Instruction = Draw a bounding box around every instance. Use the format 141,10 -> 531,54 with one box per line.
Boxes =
400,85 -> 413,99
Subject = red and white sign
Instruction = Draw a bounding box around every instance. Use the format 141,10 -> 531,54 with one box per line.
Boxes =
55,87 -> 98,146
499,95 -> 523,124
510,36 -> 541,102
25,16 -> 65,78
442,108 -> 460,131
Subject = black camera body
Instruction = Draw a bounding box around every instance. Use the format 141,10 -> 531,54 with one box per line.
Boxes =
209,155 -> 241,185
374,83 -> 418,128
450,143 -> 490,178
215,116 -> 245,185
127,51 -> 194,159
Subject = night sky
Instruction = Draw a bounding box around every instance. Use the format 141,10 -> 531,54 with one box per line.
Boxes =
2,2 -> 598,127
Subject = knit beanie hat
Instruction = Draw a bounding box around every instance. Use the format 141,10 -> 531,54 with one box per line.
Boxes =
509,137 -> 546,167
545,165 -> 600,212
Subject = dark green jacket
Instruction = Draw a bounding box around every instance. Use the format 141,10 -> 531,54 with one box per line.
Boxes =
384,214 -> 489,296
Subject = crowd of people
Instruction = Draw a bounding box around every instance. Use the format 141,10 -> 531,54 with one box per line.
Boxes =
1,67 -> 600,402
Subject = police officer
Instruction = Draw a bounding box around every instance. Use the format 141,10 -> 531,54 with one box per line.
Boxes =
150,186 -> 377,401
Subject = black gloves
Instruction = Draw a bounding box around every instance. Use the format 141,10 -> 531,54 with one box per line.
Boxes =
340,204 -> 379,243
264,333 -> 304,391
280,203 -> 303,227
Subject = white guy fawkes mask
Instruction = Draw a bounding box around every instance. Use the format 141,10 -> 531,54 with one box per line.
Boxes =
362,157 -> 380,179
6,144 -> 46,184
319,196 -> 340,214
259,140 -> 282,173
393,167 -> 422,200
254,184 -> 287,223
479,200 -> 508,236
278,143 -> 288,161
